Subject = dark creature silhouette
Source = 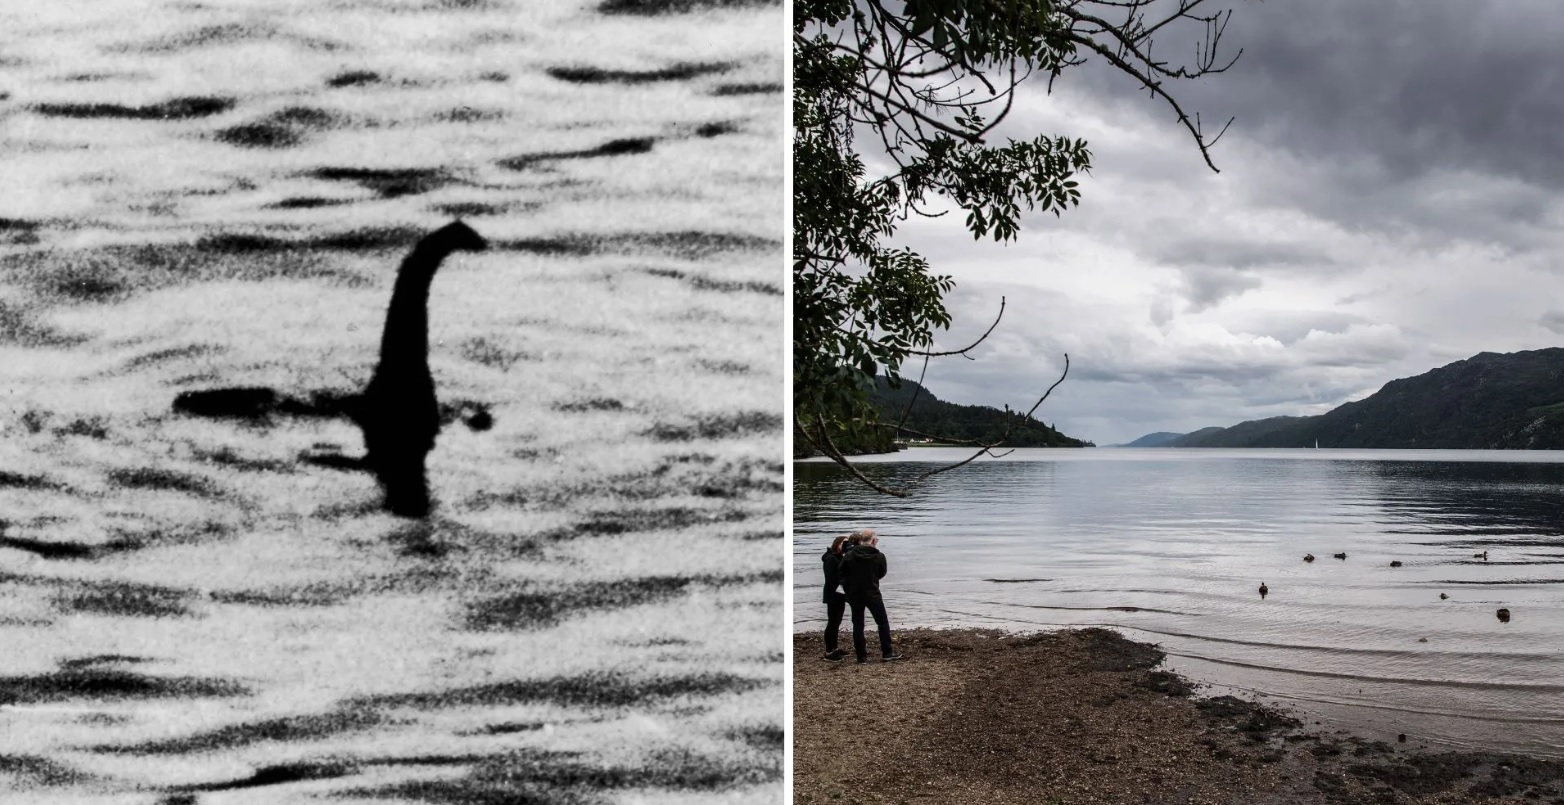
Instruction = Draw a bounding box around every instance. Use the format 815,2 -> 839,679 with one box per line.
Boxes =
171,221 -> 489,517
1257,581 -> 1268,600
356,221 -> 488,516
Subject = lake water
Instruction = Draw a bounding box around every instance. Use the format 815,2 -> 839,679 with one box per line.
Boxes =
1,1 -> 783,802
794,447 -> 1564,758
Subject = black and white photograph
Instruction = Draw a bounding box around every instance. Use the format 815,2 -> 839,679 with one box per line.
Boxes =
0,0 -> 784,802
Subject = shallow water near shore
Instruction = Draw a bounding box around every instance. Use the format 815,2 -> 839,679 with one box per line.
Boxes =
1,1 -> 784,802
795,447 -> 1564,759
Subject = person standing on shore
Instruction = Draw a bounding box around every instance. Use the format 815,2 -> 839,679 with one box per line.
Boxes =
838,529 -> 904,664
821,535 -> 850,661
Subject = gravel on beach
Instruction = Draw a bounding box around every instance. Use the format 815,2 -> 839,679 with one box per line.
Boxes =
793,628 -> 1564,805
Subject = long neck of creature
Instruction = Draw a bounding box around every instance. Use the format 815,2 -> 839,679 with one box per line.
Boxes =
377,243 -> 446,380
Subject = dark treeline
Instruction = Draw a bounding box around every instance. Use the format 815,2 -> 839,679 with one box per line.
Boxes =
795,377 -> 1092,458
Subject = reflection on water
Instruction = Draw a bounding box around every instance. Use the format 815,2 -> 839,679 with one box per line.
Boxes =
794,448 -> 1564,757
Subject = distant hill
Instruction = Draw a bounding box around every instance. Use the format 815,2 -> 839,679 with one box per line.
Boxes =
870,377 -> 1093,448
794,377 -> 1092,458
1171,416 -> 1308,447
1168,348 -> 1564,449
1116,431 -> 1185,447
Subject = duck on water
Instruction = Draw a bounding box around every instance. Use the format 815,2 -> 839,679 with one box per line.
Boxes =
173,220 -> 490,517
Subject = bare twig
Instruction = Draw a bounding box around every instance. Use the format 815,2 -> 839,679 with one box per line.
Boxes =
805,410 -> 912,497
893,352 -> 934,432
1059,29 -> 1229,171
807,354 -> 1072,496
903,353 -> 1069,486
910,296 -> 1006,358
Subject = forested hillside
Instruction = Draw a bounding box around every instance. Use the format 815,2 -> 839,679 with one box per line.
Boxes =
1168,349 -> 1564,449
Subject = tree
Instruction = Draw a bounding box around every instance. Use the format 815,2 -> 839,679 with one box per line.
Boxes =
793,0 -> 1241,494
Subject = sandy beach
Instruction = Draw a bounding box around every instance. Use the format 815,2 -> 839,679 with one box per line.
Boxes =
793,628 -> 1564,805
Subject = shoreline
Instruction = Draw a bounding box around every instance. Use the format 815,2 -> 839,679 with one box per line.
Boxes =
793,627 -> 1564,804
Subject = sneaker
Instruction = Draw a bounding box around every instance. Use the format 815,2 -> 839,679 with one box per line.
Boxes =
855,657 -> 868,664
825,649 -> 848,660
881,653 -> 905,662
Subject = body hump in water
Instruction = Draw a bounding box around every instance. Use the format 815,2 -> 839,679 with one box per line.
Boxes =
357,220 -> 488,517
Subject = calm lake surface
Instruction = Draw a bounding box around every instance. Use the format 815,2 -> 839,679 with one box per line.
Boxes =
795,448 -> 1564,758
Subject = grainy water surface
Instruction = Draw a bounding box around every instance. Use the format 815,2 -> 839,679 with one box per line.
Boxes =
795,448 -> 1564,758
1,1 -> 783,802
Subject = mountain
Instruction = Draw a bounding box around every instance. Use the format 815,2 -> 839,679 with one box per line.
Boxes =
1167,348 -> 1564,449
794,377 -> 1093,458
1171,416 -> 1308,447
1116,431 -> 1185,447
870,377 -> 1093,448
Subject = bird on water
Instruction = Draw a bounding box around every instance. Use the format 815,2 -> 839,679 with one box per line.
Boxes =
355,220 -> 488,517
1333,552 -> 1347,560
1303,554 -> 1315,563
1258,581 -> 1268,600
1497,607 -> 1511,623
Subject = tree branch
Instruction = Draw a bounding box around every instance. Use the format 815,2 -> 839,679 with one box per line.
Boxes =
902,353 -> 1071,486
804,410 -> 912,497
1060,30 -> 1229,172
910,296 -> 1005,358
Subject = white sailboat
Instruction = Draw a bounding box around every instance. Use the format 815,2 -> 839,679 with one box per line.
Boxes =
1315,438 -> 1320,449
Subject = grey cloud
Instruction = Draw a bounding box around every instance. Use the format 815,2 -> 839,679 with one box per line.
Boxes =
1150,297 -> 1176,327
1335,285 -> 1393,306
1540,311 -> 1564,336
1214,309 -> 1370,346
1293,326 -> 1411,368
914,281 -> 1426,444
1079,0 -> 1564,187
1242,163 -> 1563,258
1043,1 -> 1564,255
1157,237 -> 1336,271
1179,266 -> 1262,311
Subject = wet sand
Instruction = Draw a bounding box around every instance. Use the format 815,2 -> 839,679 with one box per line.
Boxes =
793,628 -> 1564,805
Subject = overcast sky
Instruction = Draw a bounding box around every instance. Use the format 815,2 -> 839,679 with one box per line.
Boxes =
886,0 -> 1564,446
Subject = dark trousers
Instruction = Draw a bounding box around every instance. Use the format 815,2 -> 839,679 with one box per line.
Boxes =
823,592 -> 846,652
848,596 -> 893,660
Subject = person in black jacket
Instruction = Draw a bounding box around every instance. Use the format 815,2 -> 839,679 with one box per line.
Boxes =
837,529 -> 904,663
821,535 -> 850,661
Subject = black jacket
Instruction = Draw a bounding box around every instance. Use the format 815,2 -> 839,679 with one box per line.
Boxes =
821,548 -> 845,603
838,544 -> 888,602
